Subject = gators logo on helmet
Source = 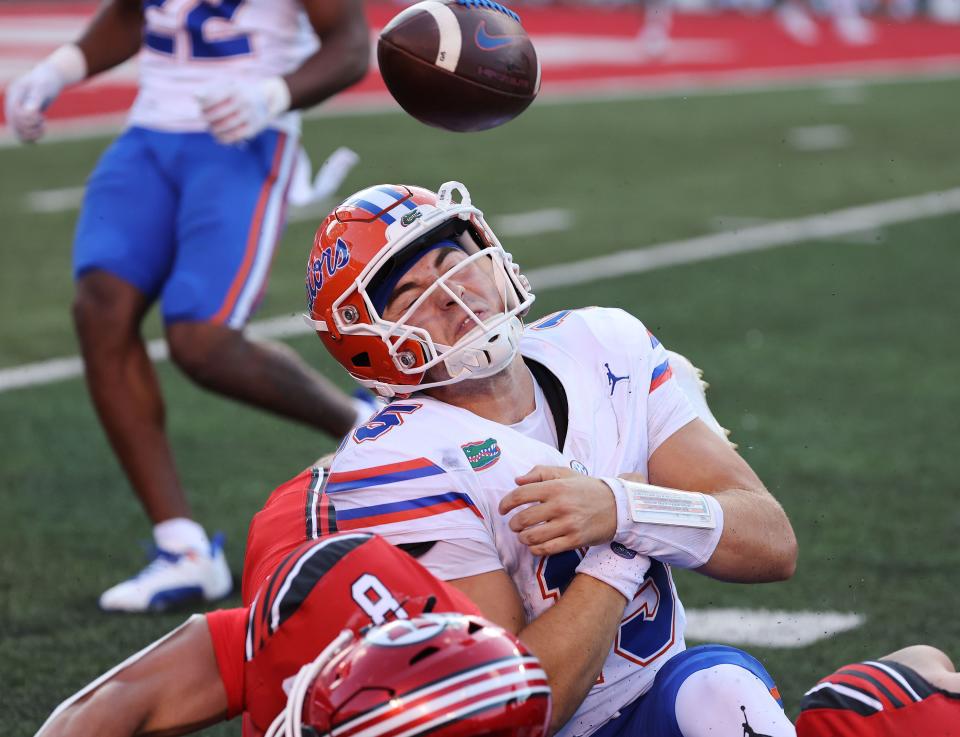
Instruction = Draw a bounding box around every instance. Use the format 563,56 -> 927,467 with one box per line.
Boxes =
303,181 -> 535,398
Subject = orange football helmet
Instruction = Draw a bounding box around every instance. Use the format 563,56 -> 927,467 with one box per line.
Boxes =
304,181 -> 534,397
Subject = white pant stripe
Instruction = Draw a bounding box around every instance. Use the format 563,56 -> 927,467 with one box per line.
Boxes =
228,134 -> 299,329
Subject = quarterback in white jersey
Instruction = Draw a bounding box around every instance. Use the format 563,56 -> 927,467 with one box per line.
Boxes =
305,181 -> 799,737
329,307 -> 696,735
4,0 -> 371,613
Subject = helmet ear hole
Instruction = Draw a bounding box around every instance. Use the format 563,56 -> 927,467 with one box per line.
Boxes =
351,352 -> 371,368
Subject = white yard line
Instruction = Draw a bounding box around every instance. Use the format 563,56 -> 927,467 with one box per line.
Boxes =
22,180 -> 577,240
821,78 -> 869,105
24,185 -> 85,213
527,186 -> 960,289
494,209 -> 574,237
685,608 -> 865,647
2,186 -> 960,393
787,124 -> 852,151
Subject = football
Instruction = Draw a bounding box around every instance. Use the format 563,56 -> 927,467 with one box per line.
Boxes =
377,0 -> 540,132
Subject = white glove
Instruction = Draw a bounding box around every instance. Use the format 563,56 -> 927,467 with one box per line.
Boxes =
5,45 -> 86,143
198,77 -> 291,145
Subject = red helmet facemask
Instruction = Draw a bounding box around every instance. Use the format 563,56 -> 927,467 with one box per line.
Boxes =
264,613 -> 552,737
304,182 -> 535,397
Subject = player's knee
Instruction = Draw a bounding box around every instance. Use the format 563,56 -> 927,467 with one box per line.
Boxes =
167,322 -> 223,386
675,662 -> 793,737
166,321 -> 236,387
72,273 -> 137,343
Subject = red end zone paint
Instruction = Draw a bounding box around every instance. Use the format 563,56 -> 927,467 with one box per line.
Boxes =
2,3 -> 960,126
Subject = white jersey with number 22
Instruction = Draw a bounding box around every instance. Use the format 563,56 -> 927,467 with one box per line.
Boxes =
131,0 -> 317,133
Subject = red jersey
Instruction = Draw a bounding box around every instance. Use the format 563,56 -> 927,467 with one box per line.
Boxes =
241,466 -> 337,603
796,659 -> 960,737
207,532 -> 480,737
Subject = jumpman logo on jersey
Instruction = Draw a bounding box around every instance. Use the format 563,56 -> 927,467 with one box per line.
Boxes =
604,363 -> 629,395
741,706 -> 773,737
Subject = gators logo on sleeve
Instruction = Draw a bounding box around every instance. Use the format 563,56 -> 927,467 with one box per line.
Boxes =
461,438 -> 501,471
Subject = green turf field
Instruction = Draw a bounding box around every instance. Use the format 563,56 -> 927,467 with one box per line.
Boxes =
2,76 -> 959,735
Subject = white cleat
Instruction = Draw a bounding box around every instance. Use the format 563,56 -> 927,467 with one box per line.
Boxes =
666,350 -> 736,447
99,533 -> 233,613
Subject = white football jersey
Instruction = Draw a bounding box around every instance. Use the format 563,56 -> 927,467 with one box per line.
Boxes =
129,0 -> 318,133
328,308 -> 699,737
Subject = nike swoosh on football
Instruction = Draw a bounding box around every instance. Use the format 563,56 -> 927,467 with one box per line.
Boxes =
474,22 -> 518,50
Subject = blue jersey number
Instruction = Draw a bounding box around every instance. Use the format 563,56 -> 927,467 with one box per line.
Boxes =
536,548 -> 582,602
353,404 -> 422,443
538,551 -> 675,665
613,560 -> 676,664
143,0 -> 252,59
529,310 -> 572,331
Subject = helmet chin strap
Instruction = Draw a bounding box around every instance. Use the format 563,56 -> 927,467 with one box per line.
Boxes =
436,316 -> 523,382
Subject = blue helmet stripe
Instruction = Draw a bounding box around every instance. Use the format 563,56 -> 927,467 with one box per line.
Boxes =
374,186 -> 417,210
349,198 -> 397,224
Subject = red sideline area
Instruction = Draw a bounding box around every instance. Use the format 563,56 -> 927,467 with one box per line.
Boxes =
1,2 -> 960,125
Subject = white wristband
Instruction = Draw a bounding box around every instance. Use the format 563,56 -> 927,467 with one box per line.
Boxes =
46,44 -> 88,86
575,545 -> 651,602
600,477 -> 724,570
262,76 -> 292,117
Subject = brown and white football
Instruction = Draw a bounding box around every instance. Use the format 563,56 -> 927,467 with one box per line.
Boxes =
377,0 -> 540,132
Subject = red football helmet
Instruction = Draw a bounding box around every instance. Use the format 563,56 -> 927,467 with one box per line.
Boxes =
265,613 -> 552,737
304,182 -> 535,397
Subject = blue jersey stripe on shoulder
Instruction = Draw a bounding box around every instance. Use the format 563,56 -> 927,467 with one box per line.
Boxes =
336,491 -> 473,520
326,463 -> 445,494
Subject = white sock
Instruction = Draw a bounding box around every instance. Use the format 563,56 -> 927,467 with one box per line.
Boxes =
675,664 -> 796,737
153,518 -> 210,554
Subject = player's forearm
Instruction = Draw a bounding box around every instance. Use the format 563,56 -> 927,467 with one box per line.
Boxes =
694,488 -> 797,582
517,575 -> 626,735
36,682 -> 150,737
38,688 -> 221,737
619,472 -> 798,582
75,0 -> 144,79
284,29 -> 370,111
34,618 -> 228,737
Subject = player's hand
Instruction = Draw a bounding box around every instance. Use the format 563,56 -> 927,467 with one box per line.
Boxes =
499,465 -> 618,557
4,62 -> 68,143
198,77 -> 291,145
